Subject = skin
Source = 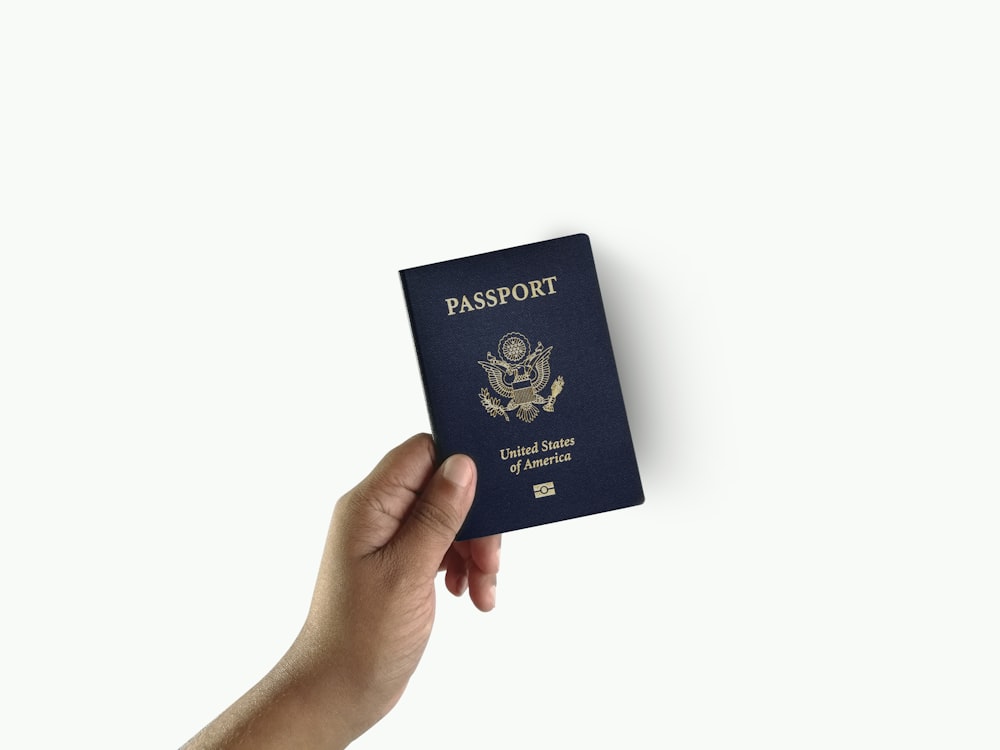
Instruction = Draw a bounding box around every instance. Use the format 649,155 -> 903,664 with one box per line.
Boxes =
182,433 -> 500,749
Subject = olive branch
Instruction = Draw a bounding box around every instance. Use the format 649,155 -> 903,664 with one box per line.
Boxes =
479,388 -> 510,421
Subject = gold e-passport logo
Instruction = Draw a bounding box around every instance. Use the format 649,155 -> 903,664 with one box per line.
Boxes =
533,481 -> 555,499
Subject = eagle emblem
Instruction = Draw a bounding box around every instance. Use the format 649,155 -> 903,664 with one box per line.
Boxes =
478,332 -> 564,423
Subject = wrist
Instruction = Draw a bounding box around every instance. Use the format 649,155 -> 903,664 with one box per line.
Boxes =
279,634 -> 360,750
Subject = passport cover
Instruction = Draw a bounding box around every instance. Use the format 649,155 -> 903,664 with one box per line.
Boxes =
399,233 -> 643,540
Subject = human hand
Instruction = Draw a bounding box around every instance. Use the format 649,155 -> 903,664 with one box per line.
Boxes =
298,433 -> 500,739
182,433 -> 500,749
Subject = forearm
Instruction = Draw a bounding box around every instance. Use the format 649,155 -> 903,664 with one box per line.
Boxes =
181,644 -> 356,750
181,439 -> 488,748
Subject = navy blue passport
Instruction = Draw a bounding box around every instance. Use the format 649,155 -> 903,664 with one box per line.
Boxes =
399,233 -> 643,540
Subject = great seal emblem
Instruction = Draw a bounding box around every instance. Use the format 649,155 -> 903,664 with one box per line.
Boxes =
478,332 -> 565,423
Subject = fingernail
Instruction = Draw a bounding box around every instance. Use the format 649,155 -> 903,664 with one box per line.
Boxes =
489,584 -> 497,610
442,455 -> 473,488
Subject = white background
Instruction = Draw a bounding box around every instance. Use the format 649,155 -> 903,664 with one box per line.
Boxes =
1,3 -> 998,748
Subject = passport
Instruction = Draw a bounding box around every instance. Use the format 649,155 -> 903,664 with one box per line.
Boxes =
399,233 -> 644,540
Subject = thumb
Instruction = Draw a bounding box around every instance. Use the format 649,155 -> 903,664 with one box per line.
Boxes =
390,454 -> 476,575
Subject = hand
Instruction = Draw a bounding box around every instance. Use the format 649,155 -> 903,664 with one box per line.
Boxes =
303,433 -> 500,735
182,433 -> 500,749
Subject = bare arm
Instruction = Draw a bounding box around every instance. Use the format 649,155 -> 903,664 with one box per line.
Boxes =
182,434 -> 500,749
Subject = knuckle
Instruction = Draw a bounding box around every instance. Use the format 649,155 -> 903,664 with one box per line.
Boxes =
409,500 -> 461,543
